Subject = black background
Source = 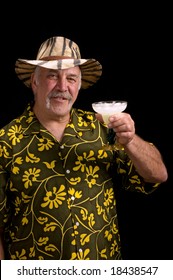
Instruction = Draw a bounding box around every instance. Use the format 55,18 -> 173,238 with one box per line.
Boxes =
1,4 -> 172,259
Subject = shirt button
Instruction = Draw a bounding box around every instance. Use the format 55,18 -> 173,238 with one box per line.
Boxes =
66,169 -> 70,174
60,145 -> 64,149
79,248 -> 83,252
76,222 -> 79,226
71,196 -> 75,200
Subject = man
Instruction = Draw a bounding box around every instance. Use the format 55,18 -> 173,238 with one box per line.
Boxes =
0,36 -> 168,260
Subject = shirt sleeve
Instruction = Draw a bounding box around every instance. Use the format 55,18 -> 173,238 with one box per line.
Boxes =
115,150 -> 160,195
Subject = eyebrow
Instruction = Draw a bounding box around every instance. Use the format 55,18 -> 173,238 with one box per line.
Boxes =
48,69 -> 80,76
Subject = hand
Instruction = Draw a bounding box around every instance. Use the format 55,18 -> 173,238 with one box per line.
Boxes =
108,113 -> 135,146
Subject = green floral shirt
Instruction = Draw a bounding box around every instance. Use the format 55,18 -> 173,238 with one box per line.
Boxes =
0,103 -> 159,260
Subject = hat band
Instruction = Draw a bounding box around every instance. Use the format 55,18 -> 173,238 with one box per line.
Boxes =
40,56 -> 77,61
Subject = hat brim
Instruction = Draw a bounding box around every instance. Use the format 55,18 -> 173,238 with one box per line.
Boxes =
15,58 -> 102,89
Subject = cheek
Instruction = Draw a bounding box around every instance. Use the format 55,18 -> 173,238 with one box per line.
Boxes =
39,81 -> 54,96
72,83 -> 80,97
34,86 -> 49,102
71,90 -> 79,102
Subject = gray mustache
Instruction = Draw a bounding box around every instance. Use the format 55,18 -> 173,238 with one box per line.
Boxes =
48,92 -> 72,100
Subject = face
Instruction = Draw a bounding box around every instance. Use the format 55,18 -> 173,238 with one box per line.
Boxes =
31,66 -> 81,120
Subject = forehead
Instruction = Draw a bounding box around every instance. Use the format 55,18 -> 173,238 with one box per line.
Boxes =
40,66 -> 81,75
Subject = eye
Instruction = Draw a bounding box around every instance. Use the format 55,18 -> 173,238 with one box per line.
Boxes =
67,75 -> 79,83
67,77 -> 76,83
48,74 -> 58,80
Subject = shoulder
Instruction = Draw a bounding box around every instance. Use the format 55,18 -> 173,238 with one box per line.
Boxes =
0,103 -> 33,139
72,108 -> 96,121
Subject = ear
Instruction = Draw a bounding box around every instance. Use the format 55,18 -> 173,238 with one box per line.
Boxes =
31,73 -> 37,93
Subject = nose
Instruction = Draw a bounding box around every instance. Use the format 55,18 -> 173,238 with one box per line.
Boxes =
54,77 -> 68,92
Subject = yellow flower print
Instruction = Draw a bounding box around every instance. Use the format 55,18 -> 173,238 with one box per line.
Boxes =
118,168 -> 126,174
100,248 -> 107,259
0,129 -> 5,137
12,167 -> 19,175
88,213 -> 95,227
78,131 -> 83,137
0,145 -> 3,157
37,237 -> 49,246
27,116 -> 34,123
67,188 -> 82,206
45,244 -> 57,252
11,248 -> 27,260
90,122 -> 96,129
68,187 -> 82,198
37,137 -> 54,151
73,150 -> 95,172
80,233 -> 90,245
71,248 -> 90,260
0,145 -> 9,158
29,246 -> 36,258
14,196 -> 21,215
129,175 -> 141,184
104,188 -> 114,207
22,168 -> 41,189
80,208 -> 88,220
26,110 -> 35,123
112,223 -> 118,235
15,157 -> 23,164
43,160 -> 56,169
12,157 -> 23,174
21,191 -> 32,203
98,149 -> 108,159
26,152 -> 40,163
85,165 -> 99,188
104,230 -> 113,241
68,177 -> 81,185
41,185 -> 66,209
71,224 -> 79,244
86,114 -> 94,121
22,216 -> 29,225
96,203 -> 103,215
7,125 -> 23,145
78,248 -> 90,260
78,116 -> 89,127
67,123 -> 74,129
44,222 -> 57,232
110,240 -> 118,257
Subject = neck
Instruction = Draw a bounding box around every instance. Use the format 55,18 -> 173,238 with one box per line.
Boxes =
33,107 -> 71,141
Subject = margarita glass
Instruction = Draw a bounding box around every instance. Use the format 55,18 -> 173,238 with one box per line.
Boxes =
92,100 -> 127,150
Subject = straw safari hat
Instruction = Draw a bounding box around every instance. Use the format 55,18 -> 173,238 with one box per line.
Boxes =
15,36 -> 102,89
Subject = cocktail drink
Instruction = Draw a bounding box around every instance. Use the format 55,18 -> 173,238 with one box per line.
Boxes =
92,100 -> 127,150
